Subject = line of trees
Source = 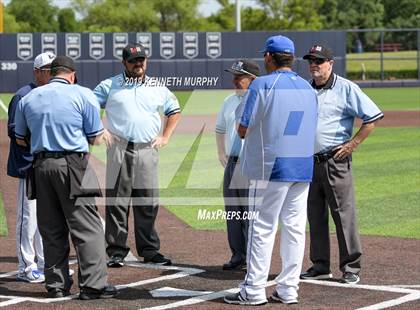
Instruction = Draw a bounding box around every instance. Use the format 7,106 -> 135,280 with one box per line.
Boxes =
3,0 -> 420,50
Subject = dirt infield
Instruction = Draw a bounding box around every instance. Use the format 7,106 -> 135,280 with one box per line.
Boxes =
0,114 -> 419,309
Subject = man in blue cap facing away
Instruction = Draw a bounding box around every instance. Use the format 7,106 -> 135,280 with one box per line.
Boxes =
224,35 -> 318,305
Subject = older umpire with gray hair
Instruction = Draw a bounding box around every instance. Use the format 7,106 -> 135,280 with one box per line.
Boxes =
216,59 -> 260,270
300,45 -> 384,284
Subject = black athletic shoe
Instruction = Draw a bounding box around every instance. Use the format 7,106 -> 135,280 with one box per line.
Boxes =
271,291 -> 298,304
107,256 -> 124,268
300,267 -> 332,280
79,285 -> 118,300
341,272 -> 360,284
144,253 -> 172,266
47,289 -> 70,298
224,292 -> 267,306
222,260 -> 246,270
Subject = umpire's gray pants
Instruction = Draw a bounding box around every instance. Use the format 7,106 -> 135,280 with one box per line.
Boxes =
307,156 -> 362,274
105,139 -> 160,260
34,157 -> 108,292
223,156 -> 249,263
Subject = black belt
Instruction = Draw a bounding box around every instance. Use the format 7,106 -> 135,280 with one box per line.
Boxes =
229,156 -> 240,163
35,151 -> 85,160
314,149 -> 338,163
126,141 -> 152,149
113,135 -> 152,149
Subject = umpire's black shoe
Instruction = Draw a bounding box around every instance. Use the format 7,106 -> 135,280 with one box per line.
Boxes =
300,267 -> 332,280
144,253 -> 172,266
107,255 -> 124,268
341,272 -> 360,284
222,260 -> 246,270
47,289 -> 70,298
79,285 -> 118,300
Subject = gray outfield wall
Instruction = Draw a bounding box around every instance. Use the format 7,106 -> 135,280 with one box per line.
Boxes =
0,31 -> 346,92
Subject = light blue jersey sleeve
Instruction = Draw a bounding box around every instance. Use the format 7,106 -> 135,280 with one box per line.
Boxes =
82,88 -> 104,138
14,97 -> 28,140
346,82 -> 384,124
93,78 -> 113,109
163,88 -> 181,116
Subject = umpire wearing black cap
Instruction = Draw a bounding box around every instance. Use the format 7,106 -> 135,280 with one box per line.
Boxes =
216,59 -> 260,270
14,56 -> 117,300
94,43 -> 181,267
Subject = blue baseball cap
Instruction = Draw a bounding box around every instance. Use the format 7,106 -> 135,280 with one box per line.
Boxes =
260,35 -> 295,54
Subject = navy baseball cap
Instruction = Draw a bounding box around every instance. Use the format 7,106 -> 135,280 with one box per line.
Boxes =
123,43 -> 147,61
260,35 -> 295,54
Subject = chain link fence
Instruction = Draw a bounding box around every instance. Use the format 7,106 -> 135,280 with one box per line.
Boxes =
346,29 -> 420,83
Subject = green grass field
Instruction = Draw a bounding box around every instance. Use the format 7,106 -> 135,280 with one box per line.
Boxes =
0,88 -> 419,238
0,194 -> 7,236
163,127 -> 420,239
1,87 -> 418,120
347,51 -> 418,72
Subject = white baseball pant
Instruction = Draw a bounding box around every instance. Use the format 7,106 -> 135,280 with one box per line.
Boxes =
16,178 -> 44,273
240,180 -> 309,302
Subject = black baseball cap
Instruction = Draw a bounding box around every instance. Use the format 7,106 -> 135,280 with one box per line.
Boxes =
123,43 -> 147,61
224,59 -> 261,77
51,55 -> 76,71
50,56 -> 77,83
303,45 -> 334,60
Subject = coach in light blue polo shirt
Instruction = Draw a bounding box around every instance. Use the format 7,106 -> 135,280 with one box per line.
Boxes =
94,43 -> 180,267
224,35 -> 318,306
300,45 -> 383,285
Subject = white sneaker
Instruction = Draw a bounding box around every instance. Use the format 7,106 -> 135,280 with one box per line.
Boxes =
16,269 -> 45,283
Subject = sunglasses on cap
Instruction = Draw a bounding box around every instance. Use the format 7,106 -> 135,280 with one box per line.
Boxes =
307,58 -> 328,65
127,57 -> 145,64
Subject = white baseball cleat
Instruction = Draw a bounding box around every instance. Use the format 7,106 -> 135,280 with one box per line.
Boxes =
16,269 -> 45,283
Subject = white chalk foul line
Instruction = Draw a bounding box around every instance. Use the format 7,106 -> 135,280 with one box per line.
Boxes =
0,99 -> 7,114
302,280 -> 420,310
0,261 -> 204,307
141,279 -> 420,310
140,281 -> 276,310
357,291 -> 420,310
0,260 -> 78,280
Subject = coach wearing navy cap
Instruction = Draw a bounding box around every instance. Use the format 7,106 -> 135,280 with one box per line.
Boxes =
14,55 -> 117,300
225,35 -> 318,306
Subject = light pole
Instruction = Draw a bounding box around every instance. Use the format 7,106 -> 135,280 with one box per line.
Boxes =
235,0 -> 241,32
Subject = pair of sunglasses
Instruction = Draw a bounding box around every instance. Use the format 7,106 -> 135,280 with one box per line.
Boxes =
127,57 -> 145,64
307,58 -> 327,65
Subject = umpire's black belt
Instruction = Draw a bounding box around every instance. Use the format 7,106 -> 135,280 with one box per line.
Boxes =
314,149 -> 338,163
113,135 -> 152,149
35,151 -> 86,160
229,156 -> 240,163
